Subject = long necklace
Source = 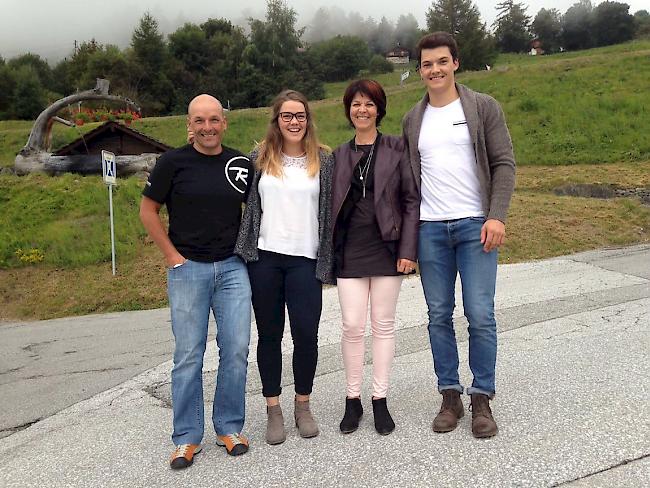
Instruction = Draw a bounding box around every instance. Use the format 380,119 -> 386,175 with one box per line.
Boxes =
354,139 -> 375,198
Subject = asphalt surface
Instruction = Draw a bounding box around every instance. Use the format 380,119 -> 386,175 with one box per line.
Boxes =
0,308 -> 174,437
1,244 -> 648,487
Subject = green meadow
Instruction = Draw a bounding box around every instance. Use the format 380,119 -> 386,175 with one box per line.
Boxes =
1,40 -> 649,320
3,40 -> 649,169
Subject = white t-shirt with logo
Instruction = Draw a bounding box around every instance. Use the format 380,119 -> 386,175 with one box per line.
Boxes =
418,98 -> 484,221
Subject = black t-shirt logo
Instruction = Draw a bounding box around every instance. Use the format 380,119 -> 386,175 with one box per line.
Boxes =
225,156 -> 250,194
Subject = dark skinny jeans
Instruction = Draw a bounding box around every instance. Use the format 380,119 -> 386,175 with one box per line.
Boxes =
247,250 -> 322,397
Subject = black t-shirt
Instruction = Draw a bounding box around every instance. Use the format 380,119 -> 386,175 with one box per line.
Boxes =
142,144 -> 252,262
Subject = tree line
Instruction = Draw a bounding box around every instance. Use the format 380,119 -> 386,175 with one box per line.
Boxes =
493,0 -> 646,53
0,0 -> 648,120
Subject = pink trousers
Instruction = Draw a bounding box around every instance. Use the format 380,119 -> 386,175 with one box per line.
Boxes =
337,276 -> 403,399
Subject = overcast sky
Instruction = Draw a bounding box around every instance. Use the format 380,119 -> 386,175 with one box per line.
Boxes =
1,0 -> 647,61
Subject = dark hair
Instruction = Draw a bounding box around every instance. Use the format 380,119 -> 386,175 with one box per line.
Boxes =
342,79 -> 387,127
416,31 -> 459,65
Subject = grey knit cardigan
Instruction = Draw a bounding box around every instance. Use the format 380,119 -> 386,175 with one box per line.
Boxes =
402,83 -> 516,223
234,148 -> 336,285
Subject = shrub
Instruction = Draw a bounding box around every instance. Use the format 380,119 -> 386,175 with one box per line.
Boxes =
368,55 -> 394,74
74,112 -> 90,123
309,36 -> 371,82
119,112 -> 134,124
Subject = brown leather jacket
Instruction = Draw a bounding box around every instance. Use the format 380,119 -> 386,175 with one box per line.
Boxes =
332,134 -> 420,261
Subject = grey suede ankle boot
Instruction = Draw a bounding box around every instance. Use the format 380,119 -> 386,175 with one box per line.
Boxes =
294,399 -> 319,438
266,404 -> 286,445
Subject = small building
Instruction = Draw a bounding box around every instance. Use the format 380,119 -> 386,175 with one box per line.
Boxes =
385,47 -> 410,64
55,121 -> 171,156
529,39 -> 544,56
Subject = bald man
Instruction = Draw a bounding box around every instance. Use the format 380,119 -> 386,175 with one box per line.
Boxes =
140,94 -> 253,468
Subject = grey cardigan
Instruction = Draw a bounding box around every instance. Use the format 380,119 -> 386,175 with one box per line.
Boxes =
402,83 -> 516,223
234,149 -> 335,285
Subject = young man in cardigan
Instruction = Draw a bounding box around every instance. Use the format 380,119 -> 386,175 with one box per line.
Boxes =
402,32 -> 516,438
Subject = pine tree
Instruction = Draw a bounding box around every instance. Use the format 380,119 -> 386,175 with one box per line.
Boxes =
493,0 -> 532,53
592,1 -> 635,46
238,0 -> 323,106
130,13 -> 173,115
426,0 -> 497,71
562,1 -> 594,51
12,66 -> 47,120
395,14 -> 423,54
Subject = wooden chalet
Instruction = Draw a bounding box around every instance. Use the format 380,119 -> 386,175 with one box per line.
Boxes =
529,39 -> 544,56
385,47 -> 410,64
55,121 -> 171,157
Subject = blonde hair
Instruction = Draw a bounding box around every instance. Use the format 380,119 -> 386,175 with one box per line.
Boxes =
255,90 -> 329,178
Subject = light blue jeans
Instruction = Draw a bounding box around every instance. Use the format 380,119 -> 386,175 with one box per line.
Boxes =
418,218 -> 498,397
167,256 -> 251,445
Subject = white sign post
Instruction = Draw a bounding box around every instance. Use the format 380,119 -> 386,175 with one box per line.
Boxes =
400,70 -> 410,86
101,150 -> 117,276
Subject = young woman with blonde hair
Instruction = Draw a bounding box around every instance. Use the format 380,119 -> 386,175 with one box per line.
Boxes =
236,89 -> 334,445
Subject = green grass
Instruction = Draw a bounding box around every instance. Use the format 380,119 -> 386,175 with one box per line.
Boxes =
0,173 -> 147,268
2,161 -> 648,320
494,39 -> 650,66
322,61 -> 419,99
0,41 -> 650,288
462,53 -> 650,165
3,42 -> 648,168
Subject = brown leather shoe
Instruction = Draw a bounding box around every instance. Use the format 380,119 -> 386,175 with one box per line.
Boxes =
432,389 -> 464,433
470,393 -> 498,438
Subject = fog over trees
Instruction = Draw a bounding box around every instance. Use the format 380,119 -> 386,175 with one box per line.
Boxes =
0,0 -> 647,120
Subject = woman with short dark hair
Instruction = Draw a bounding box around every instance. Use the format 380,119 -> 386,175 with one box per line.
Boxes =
332,79 -> 419,435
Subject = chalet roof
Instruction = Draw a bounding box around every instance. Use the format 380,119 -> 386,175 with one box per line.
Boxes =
54,121 -> 172,156
386,47 -> 410,56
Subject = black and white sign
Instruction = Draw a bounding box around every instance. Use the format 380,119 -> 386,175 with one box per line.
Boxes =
102,150 -> 116,185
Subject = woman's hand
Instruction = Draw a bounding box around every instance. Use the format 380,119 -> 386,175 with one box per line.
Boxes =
397,258 -> 417,274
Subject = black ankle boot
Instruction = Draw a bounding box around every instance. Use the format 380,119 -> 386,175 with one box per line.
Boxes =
339,397 -> 363,434
372,397 -> 395,435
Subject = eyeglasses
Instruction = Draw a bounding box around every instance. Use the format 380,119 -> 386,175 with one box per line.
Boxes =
278,111 -> 307,123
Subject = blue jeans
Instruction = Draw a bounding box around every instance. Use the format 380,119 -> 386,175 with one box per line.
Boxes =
167,256 -> 251,445
418,218 -> 497,397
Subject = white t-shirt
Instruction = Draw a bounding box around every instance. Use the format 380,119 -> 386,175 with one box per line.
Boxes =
257,154 -> 320,259
418,98 -> 484,221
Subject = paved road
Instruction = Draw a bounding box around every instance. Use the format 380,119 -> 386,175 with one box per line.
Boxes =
0,308 -> 174,437
1,245 -> 648,486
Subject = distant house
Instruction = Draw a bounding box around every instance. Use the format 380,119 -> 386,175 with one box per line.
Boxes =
385,47 -> 410,64
55,121 -> 171,156
529,39 -> 544,56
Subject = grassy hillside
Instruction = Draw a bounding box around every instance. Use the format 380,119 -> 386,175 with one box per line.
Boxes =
2,160 -> 647,320
1,40 -> 649,320
2,40 -> 649,168
0,174 -> 146,268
